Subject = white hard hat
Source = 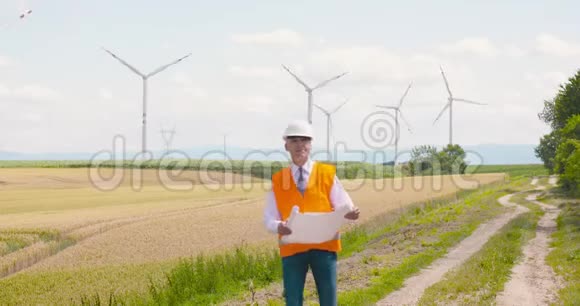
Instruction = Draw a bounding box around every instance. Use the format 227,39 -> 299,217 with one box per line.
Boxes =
282,120 -> 314,140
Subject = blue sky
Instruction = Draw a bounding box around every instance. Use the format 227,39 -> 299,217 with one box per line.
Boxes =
1,0 -> 579,154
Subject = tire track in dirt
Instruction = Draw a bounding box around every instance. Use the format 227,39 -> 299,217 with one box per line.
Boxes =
495,192 -> 563,306
376,194 -> 529,305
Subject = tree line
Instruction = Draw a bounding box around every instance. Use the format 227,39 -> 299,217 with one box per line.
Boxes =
535,70 -> 580,196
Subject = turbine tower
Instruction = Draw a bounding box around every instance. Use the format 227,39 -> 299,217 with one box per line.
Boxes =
314,99 -> 348,161
103,48 -> 191,156
376,82 -> 413,164
223,132 -> 228,161
434,66 -> 486,145
282,65 -> 348,124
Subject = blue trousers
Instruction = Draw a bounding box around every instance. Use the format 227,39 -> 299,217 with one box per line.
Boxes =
282,249 -> 337,306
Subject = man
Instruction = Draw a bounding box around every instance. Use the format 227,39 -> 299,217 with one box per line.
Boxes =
263,120 -> 360,306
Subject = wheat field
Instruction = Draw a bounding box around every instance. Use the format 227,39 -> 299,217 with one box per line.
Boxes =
0,168 -> 504,269
0,168 -> 505,303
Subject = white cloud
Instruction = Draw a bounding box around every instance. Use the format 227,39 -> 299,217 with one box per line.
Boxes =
182,86 -> 208,99
231,29 -> 305,47
99,88 -> 113,100
0,84 -> 61,101
0,83 -> 9,95
504,45 -> 527,57
12,85 -> 62,101
536,33 -> 580,56
0,55 -> 15,67
310,46 -> 441,84
524,71 -> 568,97
228,65 -> 276,78
439,37 -> 499,57
21,112 -> 45,123
172,72 -> 208,98
239,95 -> 274,113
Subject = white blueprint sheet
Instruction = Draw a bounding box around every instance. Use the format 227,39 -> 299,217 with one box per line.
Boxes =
281,205 -> 351,244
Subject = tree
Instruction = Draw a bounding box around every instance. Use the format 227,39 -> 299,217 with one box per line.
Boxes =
439,144 -> 468,175
560,114 -> 580,140
553,71 -> 580,130
535,130 -> 561,173
408,145 -> 438,175
553,115 -> 580,195
407,144 -> 467,176
554,139 -> 580,195
538,99 -> 556,129
536,70 -> 580,173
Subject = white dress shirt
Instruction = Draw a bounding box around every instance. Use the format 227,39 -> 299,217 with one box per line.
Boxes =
263,159 -> 355,234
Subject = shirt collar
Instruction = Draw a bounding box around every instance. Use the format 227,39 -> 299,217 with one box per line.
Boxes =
290,158 -> 314,175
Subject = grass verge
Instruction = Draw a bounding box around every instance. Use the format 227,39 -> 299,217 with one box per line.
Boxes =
335,184 -> 526,305
546,199 -> 580,304
417,192 -> 543,305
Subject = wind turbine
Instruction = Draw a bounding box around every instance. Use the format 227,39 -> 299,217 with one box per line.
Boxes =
1,8 -> 32,31
434,66 -> 486,145
282,65 -> 348,124
314,99 -> 349,161
102,48 -> 191,156
376,82 -> 413,164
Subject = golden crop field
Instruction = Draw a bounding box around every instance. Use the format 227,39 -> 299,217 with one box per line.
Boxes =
0,168 -> 505,303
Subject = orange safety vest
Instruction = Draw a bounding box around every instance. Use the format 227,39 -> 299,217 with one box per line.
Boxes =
271,162 -> 341,258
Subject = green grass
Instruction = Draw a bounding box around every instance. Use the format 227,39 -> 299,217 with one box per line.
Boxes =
0,261 -> 174,305
0,229 -> 61,256
0,160 -> 546,180
336,182 -> 520,305
472,164 -> 549,177
76,246 -> 281,306
71,179 -> 521,306
547,200 -> 580,305
417,192 -> 543,305
467,164 -> 548,178
0,228 -> 78,278
0,159 -> 395,180
147,247 -> 281,305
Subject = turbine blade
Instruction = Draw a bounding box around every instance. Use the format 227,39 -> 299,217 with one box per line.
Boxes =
399,110 -> 413,132
282,65 -> 310,90
312,71 -> 348,90
433,103 -> 450,124
376,105 -> 398,110
398,81 -> 413,108
439,65 -> 452,98
454,98 -> 487,105
314,103 -> 330,115
102,47 -> 145,77
147,53 -> 192,77
331,98 -> 349,114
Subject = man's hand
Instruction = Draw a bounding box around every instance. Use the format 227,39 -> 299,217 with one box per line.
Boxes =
277,221 -> 292,235
344,207 -> 360,220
